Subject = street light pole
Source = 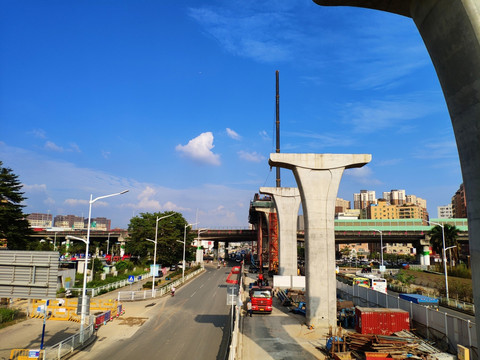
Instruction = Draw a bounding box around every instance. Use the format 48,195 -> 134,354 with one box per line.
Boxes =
150,213 -> 175,296
370,229 -> 384,270
80,189 -> 128,338
107,233 -> 111,256
180,223 -> 197,283
427,220 -> 449,301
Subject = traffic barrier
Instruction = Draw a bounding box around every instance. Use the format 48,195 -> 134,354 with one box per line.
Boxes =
9,348 -> 37,360
30,298 -> 122,323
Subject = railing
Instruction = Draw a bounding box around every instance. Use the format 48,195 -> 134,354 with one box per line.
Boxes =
337,281 -> 477,354
70,272 -> 151,297
43,323 -> 95,360
226,263 -> 243,360
117,267 -> 204,301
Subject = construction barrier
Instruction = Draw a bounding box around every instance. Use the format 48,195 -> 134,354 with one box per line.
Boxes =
30,298 -> 121,323
9,349 -> 40,360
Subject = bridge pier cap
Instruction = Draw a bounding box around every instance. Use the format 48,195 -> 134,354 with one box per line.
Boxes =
268,153 -> 371,170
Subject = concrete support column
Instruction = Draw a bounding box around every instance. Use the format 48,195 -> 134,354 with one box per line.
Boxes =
314,0 -> 480,346
269,153 -> 371,328
260,187 -> 301,276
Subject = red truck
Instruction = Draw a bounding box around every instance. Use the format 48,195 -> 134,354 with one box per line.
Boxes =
249,286 -> 273,313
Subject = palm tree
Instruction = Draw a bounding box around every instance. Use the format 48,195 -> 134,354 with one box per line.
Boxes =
428,223 -> 460,266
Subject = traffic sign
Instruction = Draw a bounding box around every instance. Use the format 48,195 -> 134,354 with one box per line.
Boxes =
128,275 -> 135,283
137,275 -> 142,281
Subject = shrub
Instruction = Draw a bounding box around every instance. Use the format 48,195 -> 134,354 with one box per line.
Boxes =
0,308 -> 19,324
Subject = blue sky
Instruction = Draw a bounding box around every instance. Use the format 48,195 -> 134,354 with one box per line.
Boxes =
0,1 -> 462,228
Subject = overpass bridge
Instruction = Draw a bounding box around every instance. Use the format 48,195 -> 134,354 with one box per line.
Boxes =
30,218 -> 469,247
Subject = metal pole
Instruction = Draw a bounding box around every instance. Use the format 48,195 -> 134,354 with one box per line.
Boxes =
107,233 -> 110,256
80,194 -> 93,339
153,219 -> 158,296
442,224 -> 449,301
275,70 -> 281,188
183,225 -> 187,282
380,231 -> 384,267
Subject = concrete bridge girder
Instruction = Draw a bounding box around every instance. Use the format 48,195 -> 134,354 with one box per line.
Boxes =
313,0 -> 480,343
260,187 -> 301,276
269,153 -> 371,329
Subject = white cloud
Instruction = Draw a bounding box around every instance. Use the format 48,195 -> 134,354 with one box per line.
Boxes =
64,198 -> 89,206
238,150 -> 265,163
45,141 -> 64,152
259,130 -> 270,141
344,166 -> 382,186
69,143 -> 81,153
226,128 -> 241,140
22,183 -> 47,192
29,129 -> 47,139
102,150 -> 111,159
175,132 -> 221,166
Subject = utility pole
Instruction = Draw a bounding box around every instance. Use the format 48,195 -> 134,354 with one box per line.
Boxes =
276,70 -> 281,188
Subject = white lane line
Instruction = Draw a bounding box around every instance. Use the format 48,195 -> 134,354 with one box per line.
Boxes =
191,290 -> 197,298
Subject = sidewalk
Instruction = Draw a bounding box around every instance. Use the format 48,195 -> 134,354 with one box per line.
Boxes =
239,273 -> 327,360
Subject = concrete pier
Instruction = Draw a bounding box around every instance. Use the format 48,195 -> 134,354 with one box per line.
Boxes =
269,153 -> 371,328
314,0 -> 480,345
260,187 -> 301,276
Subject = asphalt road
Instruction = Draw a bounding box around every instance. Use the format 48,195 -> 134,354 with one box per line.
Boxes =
78,265 -> 232,360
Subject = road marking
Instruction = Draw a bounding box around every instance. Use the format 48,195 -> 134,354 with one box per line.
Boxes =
200,284 -> 205,289
191,290 -> 197,298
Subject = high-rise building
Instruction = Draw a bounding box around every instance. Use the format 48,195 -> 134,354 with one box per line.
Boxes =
383,189 -> 406,205
84,217 -> 111,231
335,197 -> 351,214
54,215 -> 84,229
452,183 -> 467,218
27,213 -> 52,228
354,190 -> 376,209
437,204 -> 453,219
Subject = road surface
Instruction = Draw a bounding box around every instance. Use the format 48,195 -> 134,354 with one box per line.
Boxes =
75,265 -> 231,360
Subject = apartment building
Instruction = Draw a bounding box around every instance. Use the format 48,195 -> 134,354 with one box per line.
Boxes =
354,190 -> 377,209
27,213 -> 53,228
335,197 -> 351,214
437,204 -> 453,219
365,199 -> 399,219
383,189 -> 406,206
54,215 -> 85,229
452,183 -> 467,218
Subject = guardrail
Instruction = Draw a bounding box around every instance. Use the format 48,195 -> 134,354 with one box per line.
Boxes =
43,323 -> 95,360
117,267 -> 204,301
227,263 -> 243,360
70,272 -> 152,297
337,281 -> 476,354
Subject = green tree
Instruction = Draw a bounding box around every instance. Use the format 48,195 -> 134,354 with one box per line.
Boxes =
429,224 -> 460,265
126,211 -> 195,266
0,161 -> 32,249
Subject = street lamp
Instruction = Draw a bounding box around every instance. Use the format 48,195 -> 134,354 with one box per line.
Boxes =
149,213 -> 175,296
177,223 -> 198,283
106,233 -> 111,256
427,220 -> 449,301
145,238 -> 157,295
81,190 -> 128,337
370,229 -> 384,270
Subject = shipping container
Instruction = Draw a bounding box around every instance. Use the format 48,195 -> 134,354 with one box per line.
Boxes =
355,307 -> 409,335
399,293 -> 439,307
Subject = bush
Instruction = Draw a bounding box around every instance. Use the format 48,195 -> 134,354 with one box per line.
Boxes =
448,264 -> 471,279
0,308 -> 19,324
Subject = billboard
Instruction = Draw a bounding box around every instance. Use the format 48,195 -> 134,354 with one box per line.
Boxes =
0,251 -> 59,299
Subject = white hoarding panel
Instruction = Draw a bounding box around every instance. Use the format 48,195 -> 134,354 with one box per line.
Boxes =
0,251 -> 59,299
